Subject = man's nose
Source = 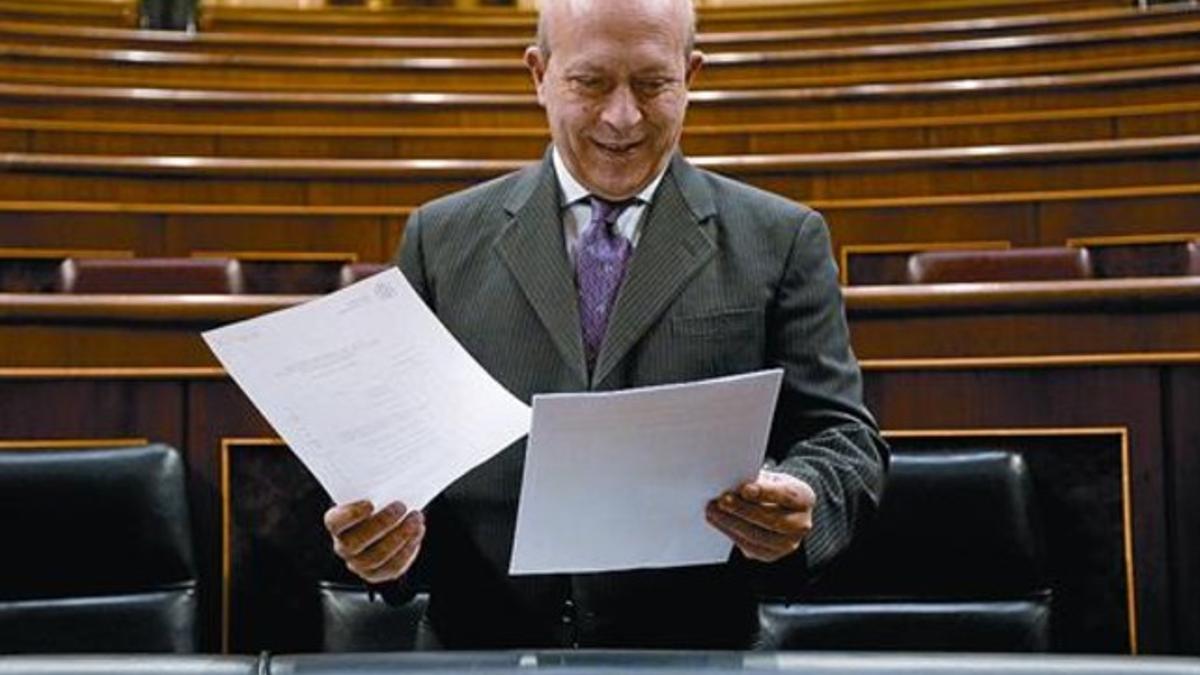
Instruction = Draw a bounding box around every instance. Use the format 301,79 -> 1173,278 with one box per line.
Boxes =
599,85 -> 642,131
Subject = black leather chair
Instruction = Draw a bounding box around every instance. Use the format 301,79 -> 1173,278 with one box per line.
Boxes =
760,450 -> 1050,652
318,581 -> 429,652
0,444 -> 200,652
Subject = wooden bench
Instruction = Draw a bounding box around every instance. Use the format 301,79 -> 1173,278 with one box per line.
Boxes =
2,21 -> 1196,93
7,6 -> 1193,58
0,135 -> 1192,205
198,0 -> 1128,35
3,100 -> 1195,159
1,65 -> 1195,127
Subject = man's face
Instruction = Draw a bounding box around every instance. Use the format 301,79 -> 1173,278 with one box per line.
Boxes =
525,0 -> 704,201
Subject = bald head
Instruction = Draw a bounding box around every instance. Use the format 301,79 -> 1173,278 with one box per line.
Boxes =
535,0 -> 697,61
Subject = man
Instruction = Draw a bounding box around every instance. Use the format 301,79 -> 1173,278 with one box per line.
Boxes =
323,0 -> 887,649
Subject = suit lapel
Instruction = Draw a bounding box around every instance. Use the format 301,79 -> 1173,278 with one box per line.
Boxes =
495,151 -> 589,386
592,154 -> 717,387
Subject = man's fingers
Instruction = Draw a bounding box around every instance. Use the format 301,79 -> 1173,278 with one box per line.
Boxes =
333,501 -> 408,558
356,535 -> 423,584
346,511 -> 424,573
705,502 -> 796,555
323,500 -> 374,537
738,473 -> 816,511
716,493 -> 811,537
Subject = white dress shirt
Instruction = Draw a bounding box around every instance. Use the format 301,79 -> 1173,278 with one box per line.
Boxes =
552,146 -> 668,266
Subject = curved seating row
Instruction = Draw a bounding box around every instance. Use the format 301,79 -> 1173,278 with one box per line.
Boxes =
1,64 -> 1193,128
1,134 -> 1192,206
197,0 -> 1130,35
3,19 -> 1196,93
5,99 -> 1196,159
7,239 -> 1199,295
6,6 -> 1193,58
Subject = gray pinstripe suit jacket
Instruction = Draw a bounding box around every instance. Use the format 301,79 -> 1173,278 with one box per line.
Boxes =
395,149 -> 887,649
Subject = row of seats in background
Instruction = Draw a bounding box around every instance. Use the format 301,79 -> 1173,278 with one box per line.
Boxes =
0,0 -> 1196,265
1,441 -> 1053,654
4,237 -> 1196,294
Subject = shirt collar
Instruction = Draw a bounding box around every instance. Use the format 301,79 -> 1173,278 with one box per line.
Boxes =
552,145 -> 667,208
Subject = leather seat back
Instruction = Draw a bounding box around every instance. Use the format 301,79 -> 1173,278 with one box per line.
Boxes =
0,444 -> 200,652
907,247 -> 1092,284
761,450 -> 1050,652
60,258 -> 244,294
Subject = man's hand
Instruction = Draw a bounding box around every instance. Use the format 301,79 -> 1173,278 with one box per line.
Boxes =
705,470 -> 815,562
324,500 -> 425,584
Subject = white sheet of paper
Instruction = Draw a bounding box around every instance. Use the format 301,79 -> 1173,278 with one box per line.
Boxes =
202,268 -> 531,510
510,368 -> 784,575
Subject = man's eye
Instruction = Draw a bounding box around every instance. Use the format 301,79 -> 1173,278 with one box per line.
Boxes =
636,79 -> 671,94
570,77 -> 605,91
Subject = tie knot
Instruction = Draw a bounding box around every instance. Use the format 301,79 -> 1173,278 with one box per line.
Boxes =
589,196 -> 636,226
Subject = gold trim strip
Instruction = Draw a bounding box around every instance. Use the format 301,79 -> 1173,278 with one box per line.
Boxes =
0,248 -> 133,260
191,250 -> 360,263
1067,233 -> 1200,247
3,353 -> 1200,379
219,436 -> 285,655
881,425 -> 1136,653
0,368 -> 227,379
861,352 -> 1200,370
0,437 -> 148,450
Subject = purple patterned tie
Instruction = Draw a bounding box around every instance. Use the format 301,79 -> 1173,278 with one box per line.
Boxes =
576,196 -> 634,370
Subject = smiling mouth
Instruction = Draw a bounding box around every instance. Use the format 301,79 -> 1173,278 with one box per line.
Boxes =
594,140 -> 642,156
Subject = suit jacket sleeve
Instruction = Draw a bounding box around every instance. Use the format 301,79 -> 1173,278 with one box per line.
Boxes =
762,208 -> 888,573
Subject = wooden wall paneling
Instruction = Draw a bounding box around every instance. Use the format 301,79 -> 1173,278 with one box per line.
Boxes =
162,213 -> 390,262
841,240 -> 1011,286
1165,366 -> 1200,654
883,430 -> 1133,652
0,207 -> 167,254
860,366 -> 1170,652
28,125 -> 220,157
0,322 -> 219,367
0,377 -> 184,449
186,379 -> 276,652
822,200 -> 1040,253
847,304 -> 1200,361
220,438 -> 352,654
1037,192 -> 1200,244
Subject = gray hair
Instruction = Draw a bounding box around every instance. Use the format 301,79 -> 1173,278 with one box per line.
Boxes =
535,0 -> 697,60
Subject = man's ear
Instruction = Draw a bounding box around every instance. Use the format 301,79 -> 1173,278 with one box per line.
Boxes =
684,50 -> 705,88
524,46 -> 549,106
